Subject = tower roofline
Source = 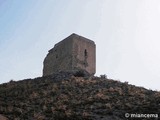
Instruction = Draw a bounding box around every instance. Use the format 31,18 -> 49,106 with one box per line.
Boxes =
55,33 -> 95,47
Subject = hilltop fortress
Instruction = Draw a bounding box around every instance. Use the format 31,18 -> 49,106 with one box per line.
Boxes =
43,33 -> 96,76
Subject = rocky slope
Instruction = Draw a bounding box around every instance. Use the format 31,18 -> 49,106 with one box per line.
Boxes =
0,72 -> 160,120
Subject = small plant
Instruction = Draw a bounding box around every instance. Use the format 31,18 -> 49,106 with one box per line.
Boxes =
74,71 -> 85,77
73,70 -> 89,77
9,79 -> 15,83
124,81 -> 129,84
100,74 -> 107,79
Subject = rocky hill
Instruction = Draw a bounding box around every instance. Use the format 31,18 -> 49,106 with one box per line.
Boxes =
0,72 -> 160,120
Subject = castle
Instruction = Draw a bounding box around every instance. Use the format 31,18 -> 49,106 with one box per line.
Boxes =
43,33 -> 96,76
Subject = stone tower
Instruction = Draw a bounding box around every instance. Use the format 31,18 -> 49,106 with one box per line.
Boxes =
43,33 -> 96,76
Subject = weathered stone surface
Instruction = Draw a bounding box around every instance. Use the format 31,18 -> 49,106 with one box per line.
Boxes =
43,33 -> 96,76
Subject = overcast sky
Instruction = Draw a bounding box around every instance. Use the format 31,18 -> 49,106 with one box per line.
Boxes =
0,0 -> 160,90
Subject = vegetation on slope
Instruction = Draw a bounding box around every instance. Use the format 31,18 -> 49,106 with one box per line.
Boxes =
0,72 -> 160,120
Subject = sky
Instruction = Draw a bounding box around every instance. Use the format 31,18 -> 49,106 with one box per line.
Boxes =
0,0 -> 160,90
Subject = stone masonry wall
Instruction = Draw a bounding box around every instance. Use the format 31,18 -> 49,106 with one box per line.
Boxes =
72,35 -> 96,75
43,37 -> 73,76
43,33 -> 96,76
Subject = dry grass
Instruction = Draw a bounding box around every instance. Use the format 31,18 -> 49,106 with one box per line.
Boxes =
0,73 -> 159,120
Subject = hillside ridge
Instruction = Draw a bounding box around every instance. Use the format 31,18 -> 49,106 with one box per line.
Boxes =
0,72 -> 160,120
